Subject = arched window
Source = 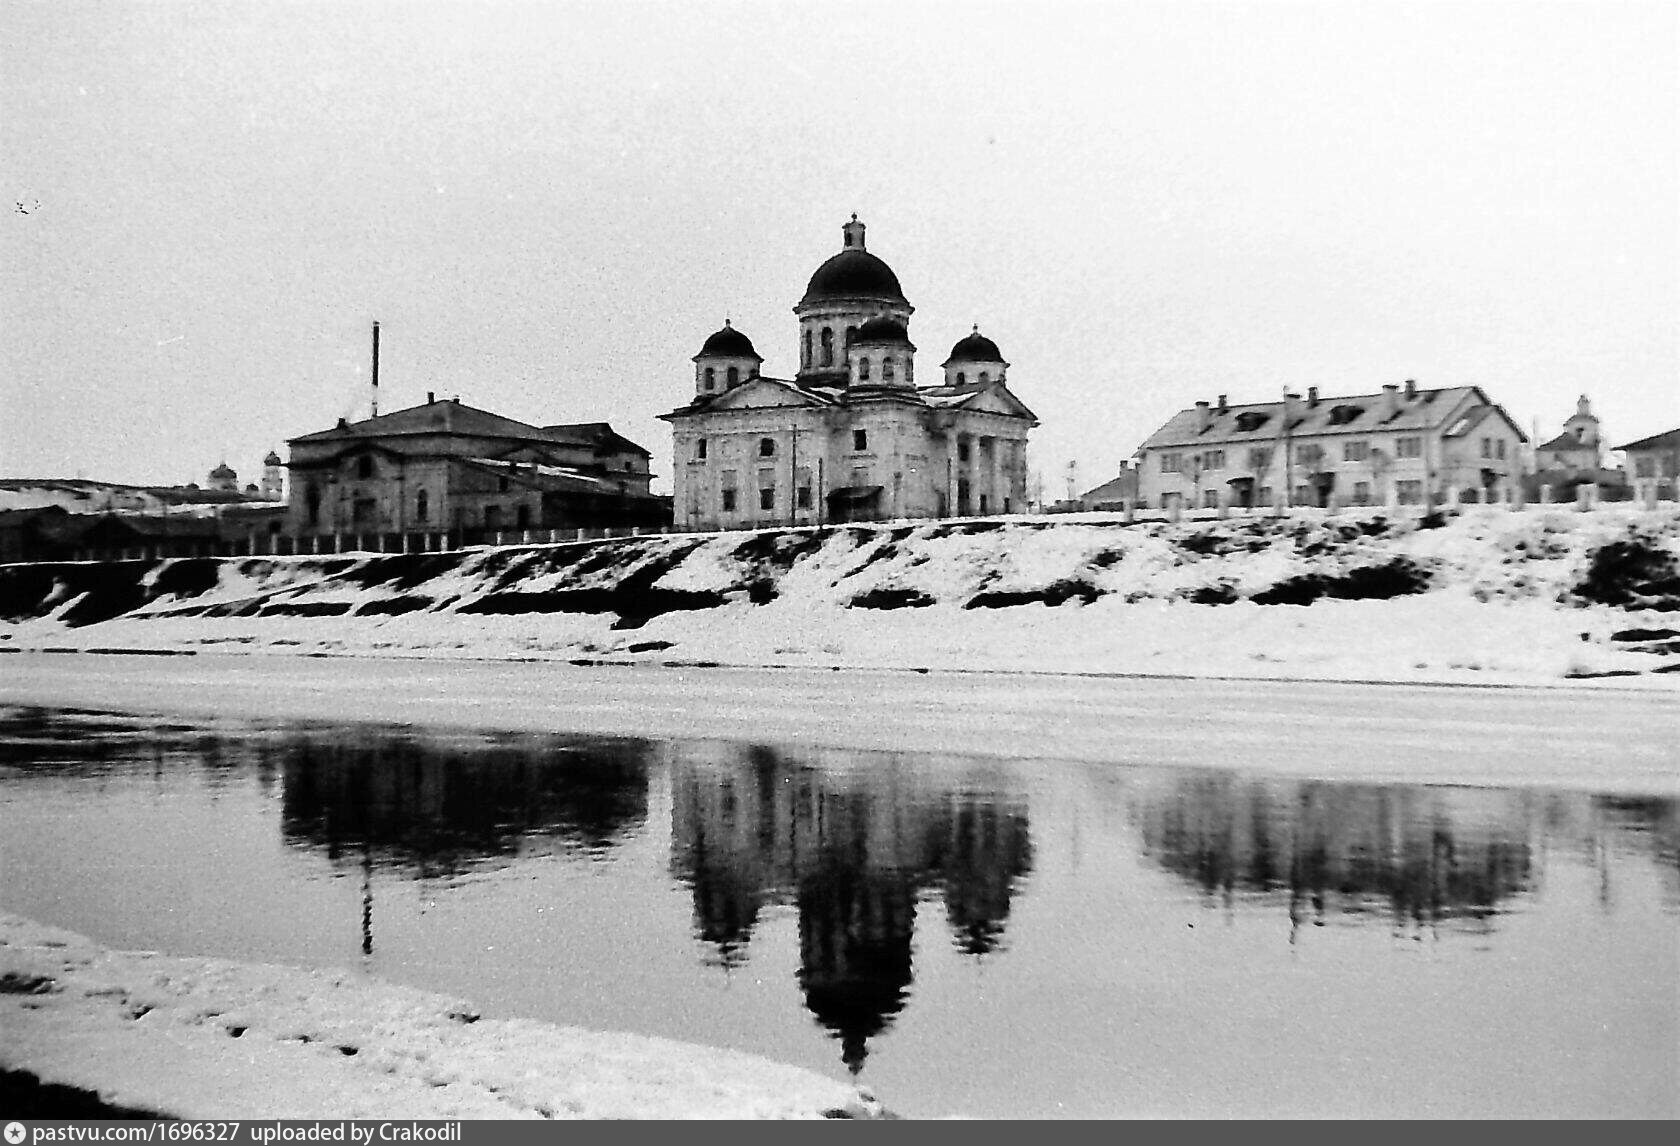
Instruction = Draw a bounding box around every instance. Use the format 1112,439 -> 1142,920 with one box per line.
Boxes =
703,367 -> 715,391
415,489 -> 428,522
820,327 -> 834,366
306,485 -> 321,526
758,437 -> 776,457
979,371 -> 990,384
846,325 -> 858,347
957,372 -> 966,385
803,329 -> 812,367
726,365 -> 739,386
882,358 -> 895,381
859,357 -> 871,381
905,359 -> 913,383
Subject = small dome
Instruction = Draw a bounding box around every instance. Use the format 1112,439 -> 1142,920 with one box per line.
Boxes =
210,463 -> 237,479
854,316 -> 912,344
801,250 -> 908,307
695,321 -> 762,360
943,327 -> 1004,366
264,450 -> 282,466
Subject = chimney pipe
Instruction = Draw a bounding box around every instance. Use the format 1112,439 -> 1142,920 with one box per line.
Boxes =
427,391 -> 435,405
1381,383 -> 1400,419
1404,378 -> 1416,400
1307,385 -> 1319,407
1217,394 -> 1228,413
1195,400 -> 1211,431
371,321 -> 381,418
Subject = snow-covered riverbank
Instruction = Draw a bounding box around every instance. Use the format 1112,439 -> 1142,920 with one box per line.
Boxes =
3,506 -> 1679,688
0,913 -> 886,1120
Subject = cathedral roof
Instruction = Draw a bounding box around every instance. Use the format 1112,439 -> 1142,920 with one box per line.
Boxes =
942,328 -> 1004,366
800,249 -> 908,307
694,321 -> 762,360
209,463 -> 237,479
263,451 -> 283,466
853,316 -> 913,345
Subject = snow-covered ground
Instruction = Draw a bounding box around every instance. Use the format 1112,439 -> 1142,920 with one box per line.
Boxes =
0,913 -> 885,1120
3,505 -> 1678,687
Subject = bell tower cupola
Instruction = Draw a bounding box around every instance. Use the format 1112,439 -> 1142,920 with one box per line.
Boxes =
692,320 -> 762,397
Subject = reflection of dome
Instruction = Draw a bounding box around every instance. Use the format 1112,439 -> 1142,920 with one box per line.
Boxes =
854,317 -> 912,345
942,327 -> 1003,365
696,321 -> 761,360
801,251 -> 907,306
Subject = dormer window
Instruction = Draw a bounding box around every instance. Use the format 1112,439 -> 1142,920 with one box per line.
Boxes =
1235,411 -> 1269,432
1327,404 -> 1364,426
727,366 -> 739,386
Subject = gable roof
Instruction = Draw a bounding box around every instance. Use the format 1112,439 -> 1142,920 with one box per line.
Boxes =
538,422 -> 653,457
1537,430 -> 1595,452
1615,427 -> 1680,452
1137,386 -> 1525,452
289,399 -> 552,446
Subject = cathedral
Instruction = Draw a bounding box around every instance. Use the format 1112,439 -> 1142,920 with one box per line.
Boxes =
662,217 -> 1038,530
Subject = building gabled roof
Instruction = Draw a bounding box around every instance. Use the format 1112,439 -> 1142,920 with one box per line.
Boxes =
289,398 -> 552,446
1136,385 -> 1525,452
1614,427 -> 1680,452
1536,430 -> 1595,452
538,422 -> 653,457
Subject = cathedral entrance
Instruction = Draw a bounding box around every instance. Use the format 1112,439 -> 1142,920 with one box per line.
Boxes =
827,485 -> 883,523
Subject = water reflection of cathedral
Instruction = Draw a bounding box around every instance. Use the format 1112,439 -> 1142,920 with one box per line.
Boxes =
668,744 -> 1034,1074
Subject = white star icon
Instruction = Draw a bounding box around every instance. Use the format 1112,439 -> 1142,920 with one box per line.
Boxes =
4,1122 -> 27,1145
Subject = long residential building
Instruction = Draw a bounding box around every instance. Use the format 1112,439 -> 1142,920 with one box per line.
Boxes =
1134,381 -> 1528,511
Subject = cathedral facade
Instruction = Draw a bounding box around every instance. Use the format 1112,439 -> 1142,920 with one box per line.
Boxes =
661,217 -> 1038,531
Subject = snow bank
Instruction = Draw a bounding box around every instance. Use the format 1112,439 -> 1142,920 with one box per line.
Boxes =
2,506 -> 1677,686
0,913 -> 886,1120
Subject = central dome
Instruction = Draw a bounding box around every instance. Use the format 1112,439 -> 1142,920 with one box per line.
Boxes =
800,249 -> 907,307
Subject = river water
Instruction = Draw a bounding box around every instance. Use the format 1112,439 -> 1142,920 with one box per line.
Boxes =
1,702 -> 1675,1118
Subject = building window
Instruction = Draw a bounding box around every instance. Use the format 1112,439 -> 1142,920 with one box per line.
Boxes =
1634,456 -> 1656,478
1353,481 -> 1371,505
704,367 -> 715,391
1496,439 -> 1507,460
1203,489 -> 1219,508
1396,436 -> 1423,459
306,485 -> 321,526
727,366 -> 740,387
979,371 -> 990,384
821,327 -> 834,366
803,330 -> 812,367
1481,437 -> 1493,459
1396,479 -> 1424,505
883,358 -> 895,381
721,489 -> 737,512
1343,440 -> 1369,462
1256,485 -> 1272,505
796,469 -> 812,509
853,429 -> 868,451
1293,484 -> 1312,505
758,437 -> 776,457
1202,449 -> 1225,470
414,489 -> 428,522
846,325 -> 858,347
957,372 -> 966,384
760,485 -> 775,511
695,438 -> 708,460
721,471 -> 737,514
979,494 -> 990,514
516,504 -> 530,530
1159,452 -> 1182,473
357,456 -> 374,480
905,360 -> 913,383
1247,448 -> 1272,471
958,441 -> 971,462
498,476 -> 510,493
859,357 -> 871,381
1295,444 -> 1323,467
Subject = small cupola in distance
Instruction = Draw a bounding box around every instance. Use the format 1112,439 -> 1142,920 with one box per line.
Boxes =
849,315 -> 915,388
691,319 -> 763,396
940,324 -> 1008,387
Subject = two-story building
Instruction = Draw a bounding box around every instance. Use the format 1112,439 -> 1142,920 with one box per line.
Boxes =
1134,381 -> 1528,511
1617,427 -> 1680,503
660,217 -> 1038,531
284,396 -> 666,540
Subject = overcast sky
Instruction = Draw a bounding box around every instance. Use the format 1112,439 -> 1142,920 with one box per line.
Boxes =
5,0 -> 1675,496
